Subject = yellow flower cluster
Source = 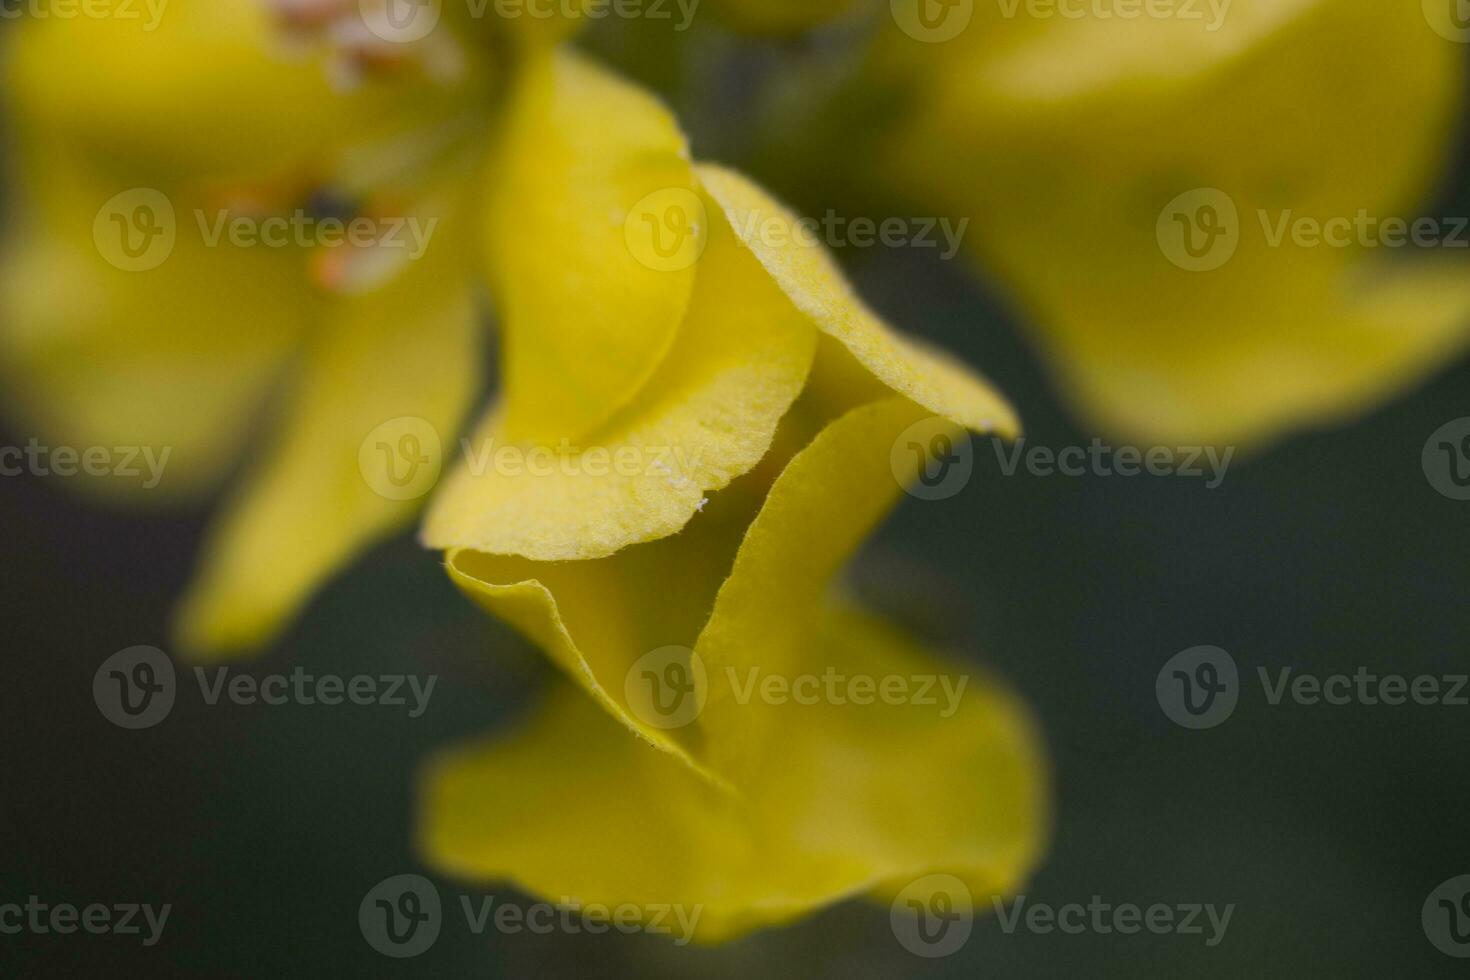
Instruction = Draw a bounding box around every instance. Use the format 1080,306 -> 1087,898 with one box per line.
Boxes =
865,0 -> 1470,446
1,1 -> 1046,941
4,0 -> 1468,945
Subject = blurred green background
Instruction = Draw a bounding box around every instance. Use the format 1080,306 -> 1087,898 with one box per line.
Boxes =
6,17 -> 1470,980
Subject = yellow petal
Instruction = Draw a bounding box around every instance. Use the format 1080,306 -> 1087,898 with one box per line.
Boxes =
876,0 -> 1468,446
421,603 -> 1048,943
436,144 -> 1017,558
440,474 -> 765,787
434,397 -> 974,782
0,145 -> 313,501
697,164 -> 1019,438
1035,256 -> 1470,448
426,179 -> 817,560
424,382 -> 1038,940
693,398 -> 960,782
483,50 -> 699,444
174,201 -> 480,656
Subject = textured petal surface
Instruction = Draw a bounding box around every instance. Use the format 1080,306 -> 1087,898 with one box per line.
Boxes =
482,50 -> 699,444
434,146 -> 1017,559
438,465 -> 771,783
692,399 -> 962,782
422,603 -> 1047,943
426,181 -> 817,559
432,397 -> 1014,805
698,164 -> 1019,438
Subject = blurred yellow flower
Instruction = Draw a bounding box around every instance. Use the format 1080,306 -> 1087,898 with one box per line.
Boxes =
867,0 -> 1470,448
419,51 -> 1046,942
0,1 -> 558,654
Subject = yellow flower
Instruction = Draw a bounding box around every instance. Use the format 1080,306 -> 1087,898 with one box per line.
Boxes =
865,0 -> 1470,448
0,1 -> 563,655
420,51 -> 1046,942
1,4 -> 1049,941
